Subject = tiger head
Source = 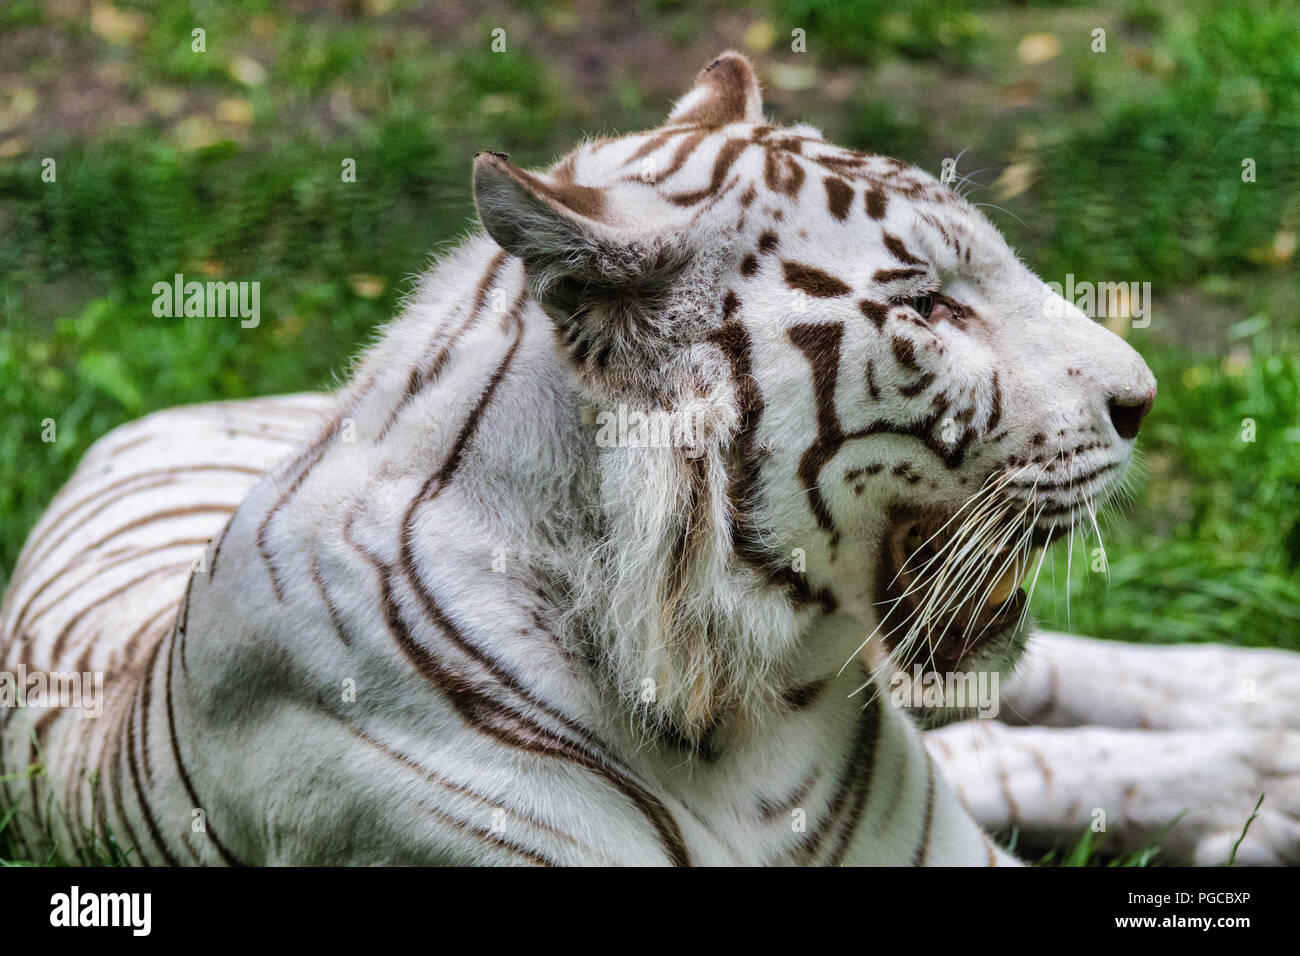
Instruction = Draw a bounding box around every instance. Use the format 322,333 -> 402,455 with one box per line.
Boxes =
473,53 -> 1155,739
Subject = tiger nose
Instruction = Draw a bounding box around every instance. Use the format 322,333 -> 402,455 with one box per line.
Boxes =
1107,389 -> 1155,441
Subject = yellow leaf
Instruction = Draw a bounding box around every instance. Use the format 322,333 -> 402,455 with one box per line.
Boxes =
143,86 -> 187,119
216,98 -> 253,125
1222,348 -> 1250,377
1272,230 -> 1296,263
274,314 -> 305,345
991,161 -> 1036,200
0,86 -> 37,133
348,275 -> 387,299
767,63 -> 816,92
228,56 -> 268,87
0,136 -> 31,158
91,3 -> 147,43
172,116 -> 222,151
1017,33 -> 1060,66
743,21 -> 777,53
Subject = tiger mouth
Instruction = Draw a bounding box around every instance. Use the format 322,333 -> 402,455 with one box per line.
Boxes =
875,505 -> 1066,672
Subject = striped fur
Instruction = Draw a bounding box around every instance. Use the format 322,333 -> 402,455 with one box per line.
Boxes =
0,53 -> 1159,865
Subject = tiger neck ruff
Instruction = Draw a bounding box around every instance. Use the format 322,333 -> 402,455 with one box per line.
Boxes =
0,52 -> 1154,865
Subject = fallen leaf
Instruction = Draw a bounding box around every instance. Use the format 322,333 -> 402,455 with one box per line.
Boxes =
172,116 -> 222,151
216,97 -> 253,124
0,86 -> 37,133
991,161 -> 1037,200
768,62 -> 816,92
1272,230 -> 1296,263
1017,33 -> 1060,66
274,314 -> 305,345
743,21 -> 777,54
228,55 -> 268,87
91,2 -> 147,43
348,274 -> 387,298
143,86 -> 187,118
0,136 -> 30,158
1222,348 -> 1250,377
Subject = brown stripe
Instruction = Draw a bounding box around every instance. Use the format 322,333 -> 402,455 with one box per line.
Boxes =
137,628 -> 167,783
124,680 -> 181,866
257,432 -> 334,602
865,187 -> 888,219
873,267 -> 926,284
310,550 -> 353,646
408,284 -> 527,502
787,322 -> 845,534
333,714 -> 607,865
891,337 -> 921,372
783,262 -> 851,298
708,315 -> 836,612
900,372 -> 936,398
14,534 -> 205,640
984,834 -> 999,866
667,136 -> 749,206
357,532 -> 691,866
249,369 -> 381,601
633,129 -> 711,184
782,679 -> 827,711
912,758 -> 937,866
207,519 -> 231,579
865,359 -> 880,400
797,692 -> 880,864
512,165 -> 608,222
122,600 -> 179,676
47,561 -> 188,664
108,708 -> 151,866
165,630 -> 246,865
882,232 -> 924,265
986,370 -> 1003,434
763,146 -> 806,197
824,176 -> 853,221
377,250 -> 509,442
827,696 -> 884,864
858,300 -> 889,332
415,798 -> 558,866
15,463 -> 260,581
757,771 -> 818,824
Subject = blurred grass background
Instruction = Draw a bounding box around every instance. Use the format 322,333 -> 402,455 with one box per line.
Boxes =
1,0 -> 1297,651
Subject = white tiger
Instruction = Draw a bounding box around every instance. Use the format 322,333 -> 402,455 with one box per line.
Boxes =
3,53 -> 1298,866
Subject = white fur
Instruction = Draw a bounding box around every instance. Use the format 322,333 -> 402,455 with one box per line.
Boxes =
7,53 -> 1246,868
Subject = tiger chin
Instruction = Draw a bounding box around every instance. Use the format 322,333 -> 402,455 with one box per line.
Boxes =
0,52 -> 1156,866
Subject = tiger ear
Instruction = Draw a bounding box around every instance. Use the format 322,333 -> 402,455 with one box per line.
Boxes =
664,51 -> 764,128
472,150 -> 611,266
473,150 -> 690,332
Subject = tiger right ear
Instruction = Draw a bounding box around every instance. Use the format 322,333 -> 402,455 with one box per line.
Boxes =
664,51 -> 764,128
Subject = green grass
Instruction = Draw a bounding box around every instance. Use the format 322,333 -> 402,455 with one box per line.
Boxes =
1,0 -> 1297,865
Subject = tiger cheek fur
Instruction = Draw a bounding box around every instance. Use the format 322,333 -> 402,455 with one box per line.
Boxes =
0,51 -> 1154,866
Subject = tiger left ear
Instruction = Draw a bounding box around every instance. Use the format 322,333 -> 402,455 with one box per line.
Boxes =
473,149 -> 690,331
472,150 -> 611,264
664,51 -> 764,128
